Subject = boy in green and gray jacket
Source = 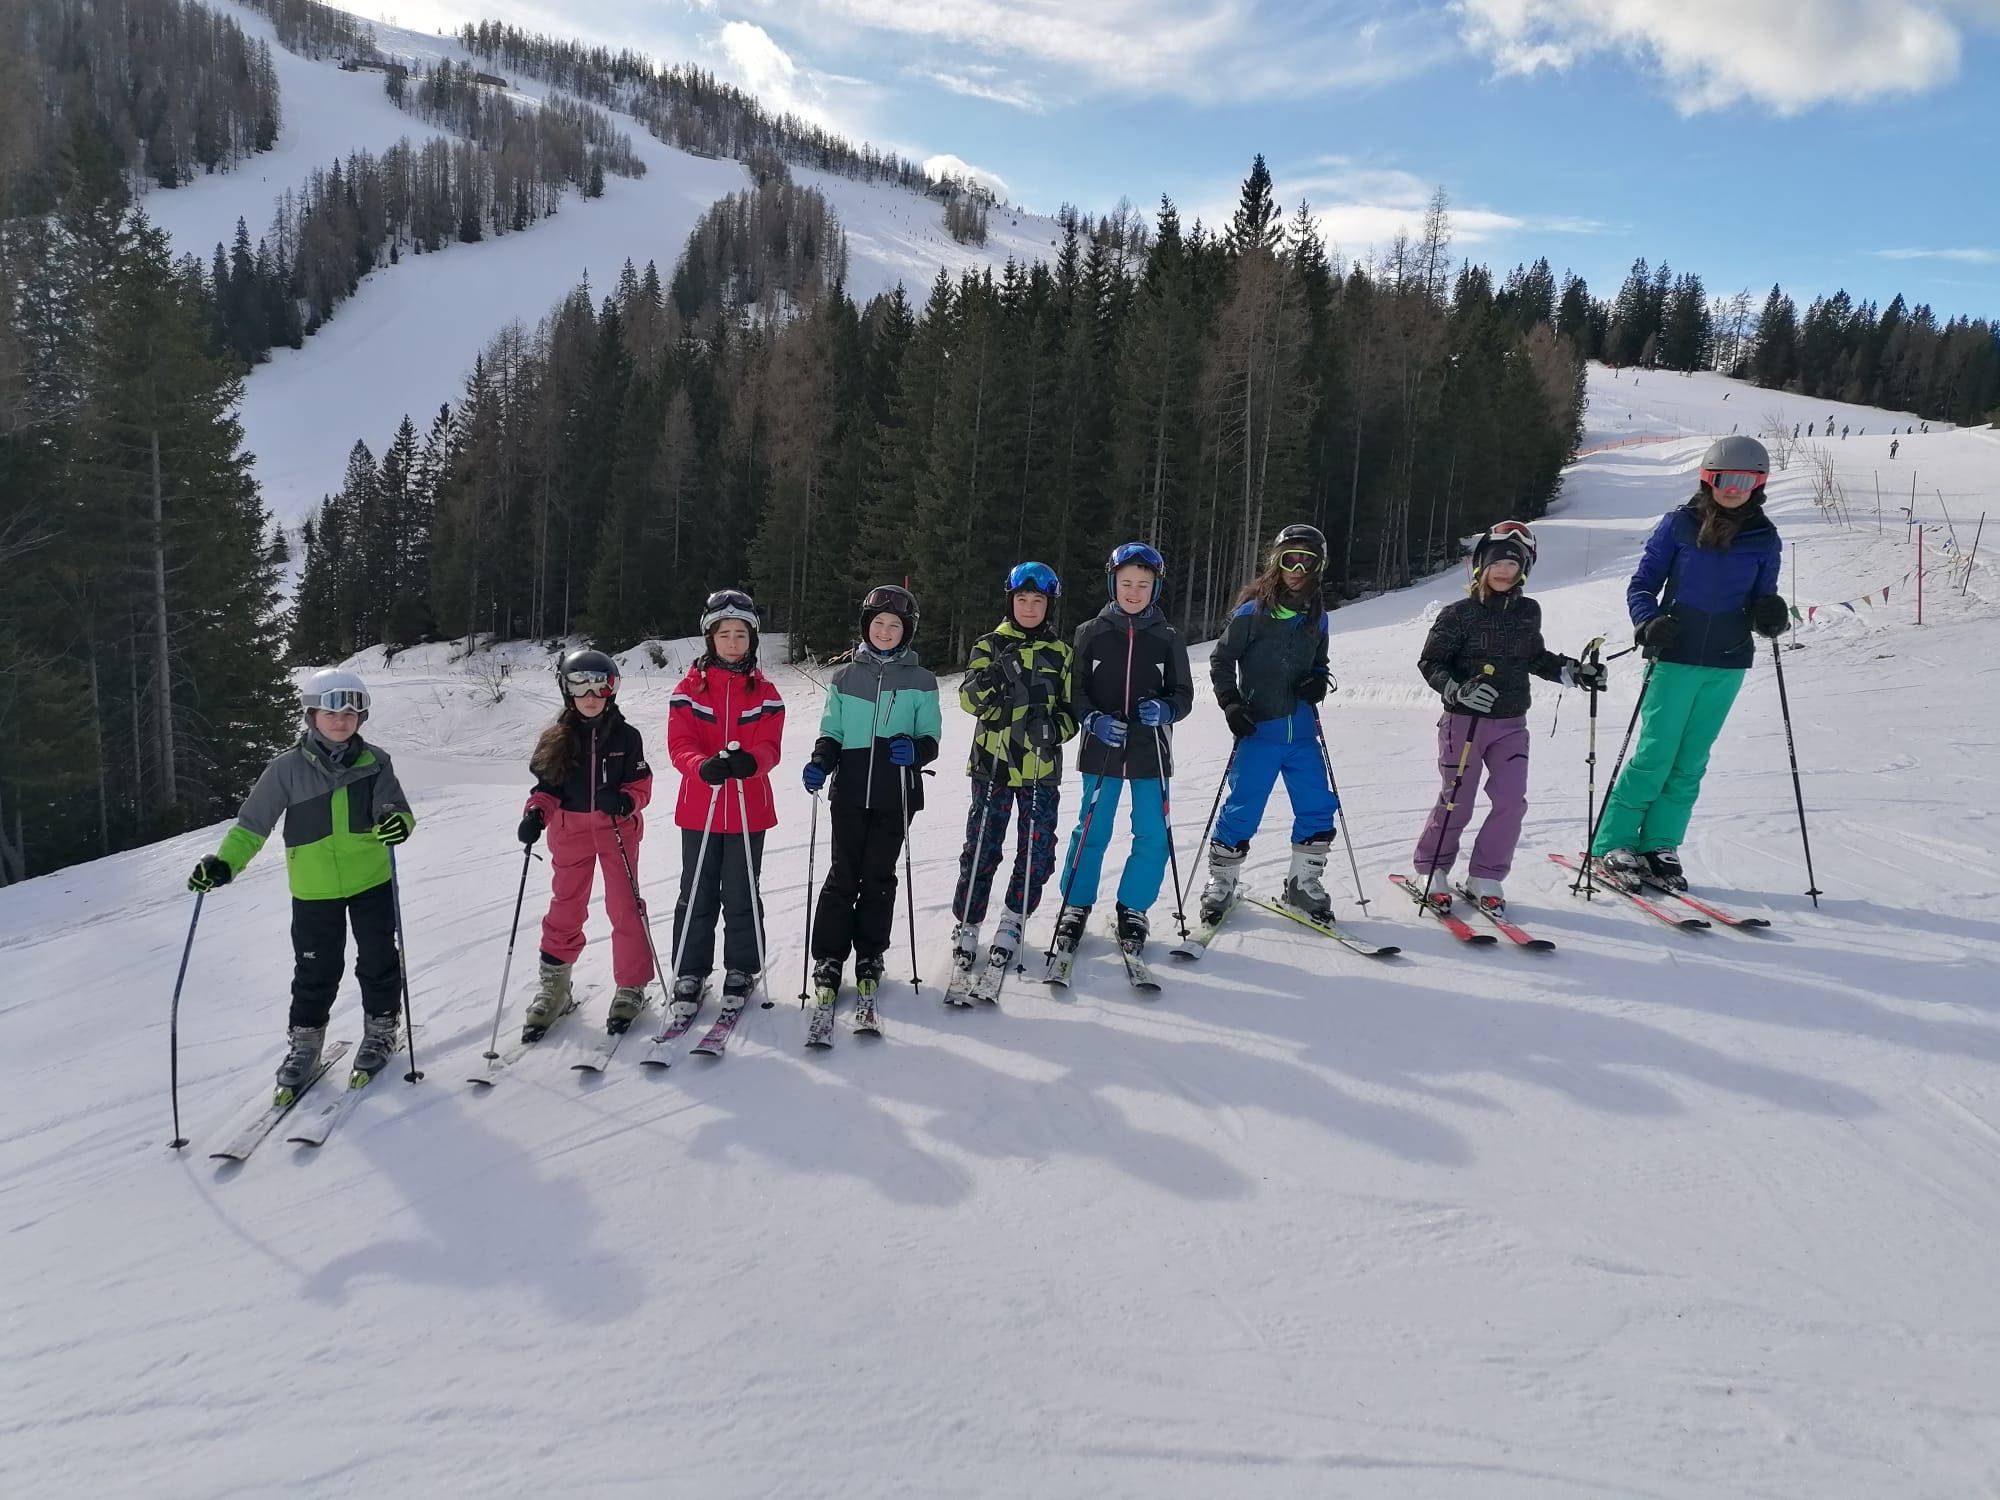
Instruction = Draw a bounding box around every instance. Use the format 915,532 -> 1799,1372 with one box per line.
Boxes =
800,585 -> 942,999
187,669 -> 416,1094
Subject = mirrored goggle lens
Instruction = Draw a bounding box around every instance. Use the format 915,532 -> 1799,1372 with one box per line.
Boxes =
306,689 -> 368,713
564,671 -> 613,696
1007,564 -> 1058,595
1705,469 -> 1762,492
1489,520 -> 1534,538
705,590 -> 754,613
1110,544 -> 1163,570
1277,550 -> 1321,572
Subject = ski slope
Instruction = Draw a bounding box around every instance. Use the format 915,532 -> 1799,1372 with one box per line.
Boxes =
137,0 -> 1065,528
4,368 -> 1999,1498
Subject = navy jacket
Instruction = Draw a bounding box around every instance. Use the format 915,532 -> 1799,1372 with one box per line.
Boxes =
1210,600 -> 1330,725
1628,499 -> 1782,669
1073,603 -> 1194,781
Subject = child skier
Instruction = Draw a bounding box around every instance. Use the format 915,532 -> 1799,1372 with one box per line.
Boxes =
516,647 -> 657,1038
186,669 -> 417,1097
1408,521 -> 1604,913
1050,542 -> 1194,965
665,590 -> 784,1019
801,585 -> 942,1003
949,562 -> 1078,992
1198,523 -> 1341,926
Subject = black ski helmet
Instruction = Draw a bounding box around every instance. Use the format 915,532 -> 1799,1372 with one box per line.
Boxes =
556,646 -> 619,704
1471,520 -> 1537,579
1270,523 -> 1326,569
859,584 -> 919,647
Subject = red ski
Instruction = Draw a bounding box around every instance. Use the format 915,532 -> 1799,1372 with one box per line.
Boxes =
1451,886 -> 1555,950
1548,854 -> 1708,930
1389,874 -> 1498,945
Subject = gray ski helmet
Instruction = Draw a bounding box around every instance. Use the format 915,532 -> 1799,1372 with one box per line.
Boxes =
1700,435 -> 1770,489
301,667 -> 370,726
556,646 -> 619,703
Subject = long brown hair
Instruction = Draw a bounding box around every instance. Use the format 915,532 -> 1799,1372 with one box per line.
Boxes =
529,703 -> 618,783
1694,485 -> 1761,550
1235,563 -> 1321,614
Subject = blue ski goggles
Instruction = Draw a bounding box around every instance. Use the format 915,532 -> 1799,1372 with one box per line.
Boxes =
1107,542 -> 1164,573
1005,561 -> 1061,597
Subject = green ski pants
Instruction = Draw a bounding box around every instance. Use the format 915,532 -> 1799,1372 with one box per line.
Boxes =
1590,661 -> 1745,856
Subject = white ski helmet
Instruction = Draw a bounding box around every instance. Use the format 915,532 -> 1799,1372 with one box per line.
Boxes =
301,667 -> 370,725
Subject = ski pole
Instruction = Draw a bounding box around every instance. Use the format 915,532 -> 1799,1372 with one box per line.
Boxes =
387,847 -> 424,1083
731,760 -> 774,1008
1576,658 -> 1655,894
167,891 -> 204,1149
1769,640 -> 1824,908
1579,639 -> 1603,901
1313,710 -> 1370,913
1419,666 -> 1493,904
607,805 -> 669,1020
799,790 -> 820,1007
1042,772 -> 1110,970
665,778 -> 724,989
1174,741 -> 1237,916
959,775 -> 1000,939
1155,725 -> 1189,940
482,841 -> 540,1061
898,761 -> 921,991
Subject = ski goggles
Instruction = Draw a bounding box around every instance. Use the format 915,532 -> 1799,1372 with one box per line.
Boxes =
1702,468 -> 1764,495
1277,549 -> 1322,575
303,687 -> 369,714
1005,561 -> 1061,597
1107,542 -> 1164,573
562,670 -> 615,698
701,589 -> 759,631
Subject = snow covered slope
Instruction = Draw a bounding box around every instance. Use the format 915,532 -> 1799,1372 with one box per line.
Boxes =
4,368 -> 1998,1498
139,1 -> 1066,527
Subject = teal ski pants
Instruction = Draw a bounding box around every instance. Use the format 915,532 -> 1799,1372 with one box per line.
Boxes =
1590,661 -> 1745,857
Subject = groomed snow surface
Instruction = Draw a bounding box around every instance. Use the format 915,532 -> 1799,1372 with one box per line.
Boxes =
5,367 -> 1999,1498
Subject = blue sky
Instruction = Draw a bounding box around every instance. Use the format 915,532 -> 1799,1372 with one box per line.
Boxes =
381,0 -> 2000,319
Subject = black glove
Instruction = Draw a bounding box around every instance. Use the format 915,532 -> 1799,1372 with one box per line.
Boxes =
1567,658 -> 1608,692
1637,614 -> 1681,653
1222,700 -> 1257,740
370,811 -> 414,846
724,746 -> 757,779
187,855 -> 232,893
517,809 -> 544,846
963,666 -> 1003,701
698,754 -> 730,785
1295,671 -> 1329,706
1751,594 -> 1790,638
594,786 -> 635,817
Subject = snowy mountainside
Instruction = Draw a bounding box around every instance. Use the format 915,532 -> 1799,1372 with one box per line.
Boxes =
139,0 -> 1066,528
3,367 -> 1999,1497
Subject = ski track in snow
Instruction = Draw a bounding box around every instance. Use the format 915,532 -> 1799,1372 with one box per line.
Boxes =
16,168 -> 2000,1500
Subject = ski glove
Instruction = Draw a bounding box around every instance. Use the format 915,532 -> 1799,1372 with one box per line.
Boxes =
1295,670 -> 1330,705
698,753 -> 731,785
187,855 -> 233,893
1084,712 -> 1127,748
371,811 -> 414,846
517,809 -> 545,846
1222,701 -> 1257,740
886,735 -> 917,767
802,763 -> 828,793
1751,593 -> 1791,638
1636,613 -> 1681,653
1446,677 -> 1499,714
724,746 -> 758,779
1562,658 -> 1608,692
1135,698 -> 1172,728
594,787 -> 634,818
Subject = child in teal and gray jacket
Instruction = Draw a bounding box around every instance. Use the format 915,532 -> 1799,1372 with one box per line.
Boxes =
800,585 -> 942,999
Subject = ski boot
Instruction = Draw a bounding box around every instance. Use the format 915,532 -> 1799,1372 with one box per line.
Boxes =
854,954 -> 885,999
522,957 -> 573,1041
989,908 -> 1024,966
353,1010 -> 401,1077
1642,847 -> 1687,892
1591,847 -> 1647,890
274,1024 -> 327,1104
1463,876 -> 1506,916
1280,834 -> 1335,924
949,918 -> 981,977
720,969 -> 754,1012
1115,903 -> 1150,953
606,984 -> 647,1034
668,975 -> 703,1023
811,958 -> 842,1005
1199,839 -> 1247,925
1411,868 -> 1453,911
1053,902 -> 1089,951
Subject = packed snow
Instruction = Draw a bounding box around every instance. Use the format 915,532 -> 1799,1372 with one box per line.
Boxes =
5,364 -> 1997,1495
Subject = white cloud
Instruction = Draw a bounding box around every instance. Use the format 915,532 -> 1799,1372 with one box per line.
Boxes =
1454,0 -> 2000,114
918,68 -> 1044,111
922,153 -> 1010,198
1873,247 -> 2000,263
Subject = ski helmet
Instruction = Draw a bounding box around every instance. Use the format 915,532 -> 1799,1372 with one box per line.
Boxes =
1004,561 -> 1061,598
1471,520 -> 1537,579
700,588 -> 760,634
1105,541 -> 1165,603
556,646 -> 619,703
301,667 -> 370,726
1270,523 -> 1326,569
859,584 -> 919,648
1700,435 -> 1770,495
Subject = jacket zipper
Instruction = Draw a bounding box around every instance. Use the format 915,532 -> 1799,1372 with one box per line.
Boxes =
1122,623 -> 1136,774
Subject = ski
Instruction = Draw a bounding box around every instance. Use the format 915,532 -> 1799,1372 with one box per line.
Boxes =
1389,873 -> 1499,944
1635,880 -> 1773,929
573,990 -> 653,1072
851,985 -> 882,1036
286,1060 -> 389,1148
1169,899 -> 1236,961
942,952 -> 980,1008
209,1041 -> 352,1162
1548,854 -> 1710,930
805,995 -> 838,1049
1118,941 -> 1162,992
1451,885 -> 1556,951
466,994 -> 583,1086
639,986 -> 708,1069
690,1002 -> 750,1057
968,947 -> 1014,1004
1042,935 -> 1080,988
1249,896 -> 1402,958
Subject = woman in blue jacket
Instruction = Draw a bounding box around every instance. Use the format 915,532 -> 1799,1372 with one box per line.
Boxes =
1591,436 -> 1790,891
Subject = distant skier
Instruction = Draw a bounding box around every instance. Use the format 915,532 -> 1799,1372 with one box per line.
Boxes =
948,562 -> 1078,986
1891,439 -> 1900,459
664,590 -> 784,1021
1406,524 -> 1604,915
1198,524 -> 1339,926
1842,425 -> 1849,440
1793,423 -> 1801,440
186,670 -> 417,1099
1590,436 -> 1788,892
517,649 -> 656,1039
801,585 -> 942,1005
1049,543 -> 1194,965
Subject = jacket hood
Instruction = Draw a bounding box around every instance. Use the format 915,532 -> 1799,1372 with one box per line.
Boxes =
1097,600 -> 1165,629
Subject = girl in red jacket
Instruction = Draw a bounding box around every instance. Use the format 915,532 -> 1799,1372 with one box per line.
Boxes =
518,647 -> 657,1039
666,590 -> 785,1019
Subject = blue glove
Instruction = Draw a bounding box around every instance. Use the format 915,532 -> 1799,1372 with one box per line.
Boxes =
1136,698 -> 1171,727
886,735 -> 916,767
802,763 -> 828,793
1085,712 -> 1127,748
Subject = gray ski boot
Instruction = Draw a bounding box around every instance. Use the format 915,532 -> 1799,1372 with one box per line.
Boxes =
523,957 -> 573,1040
1281,834 -> 1335,924
606,984 -> 648,1034
1199,839 -> 1247,924
274,1024 -> 327,1102
353,1010 -> 401,1077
